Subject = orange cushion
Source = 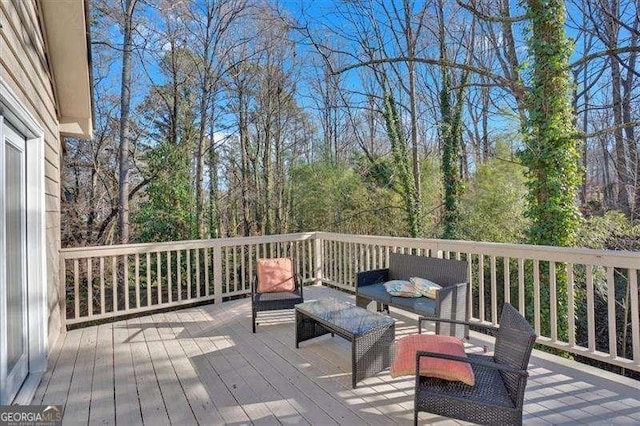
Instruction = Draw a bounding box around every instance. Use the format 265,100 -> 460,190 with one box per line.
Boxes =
257,258 -> 296,293
391,334 -> 475,385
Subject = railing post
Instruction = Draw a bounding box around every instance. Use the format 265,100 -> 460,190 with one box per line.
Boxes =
213,244 -> 223,304
59,253 -> 66,332
314,233 -> 323,286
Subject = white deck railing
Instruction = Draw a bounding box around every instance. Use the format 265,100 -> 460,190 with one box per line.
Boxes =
60,233 -> 317,325
61,231 -> 640,373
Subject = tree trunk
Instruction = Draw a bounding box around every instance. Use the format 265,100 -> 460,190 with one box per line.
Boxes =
118,0 -> 137,244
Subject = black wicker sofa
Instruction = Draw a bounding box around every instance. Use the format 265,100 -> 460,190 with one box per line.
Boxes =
355,253 -> 469,338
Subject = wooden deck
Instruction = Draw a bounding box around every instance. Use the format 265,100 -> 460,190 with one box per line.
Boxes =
33,285 -> 640,425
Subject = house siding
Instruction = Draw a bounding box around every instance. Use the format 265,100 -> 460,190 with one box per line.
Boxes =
1,0 -> 64,348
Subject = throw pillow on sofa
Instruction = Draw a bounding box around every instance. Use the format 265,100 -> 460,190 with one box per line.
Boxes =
384,280 -> 421,297
410,276 -> 442,299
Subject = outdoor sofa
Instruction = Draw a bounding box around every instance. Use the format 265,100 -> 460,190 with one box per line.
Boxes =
355,253 -> 469,338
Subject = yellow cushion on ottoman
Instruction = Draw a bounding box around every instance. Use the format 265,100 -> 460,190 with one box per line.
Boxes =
391,334 -> 475,386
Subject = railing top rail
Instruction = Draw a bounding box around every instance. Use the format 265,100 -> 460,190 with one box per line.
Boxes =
60,232 -> 316,259
316,232 -> 640,268
60,231 -> 639,268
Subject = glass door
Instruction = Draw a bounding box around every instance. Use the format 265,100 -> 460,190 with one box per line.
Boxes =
1,122 -> 28,405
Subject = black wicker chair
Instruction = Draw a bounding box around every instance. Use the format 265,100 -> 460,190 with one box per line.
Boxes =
414,303 -> 536,426
251,258 -> 303,333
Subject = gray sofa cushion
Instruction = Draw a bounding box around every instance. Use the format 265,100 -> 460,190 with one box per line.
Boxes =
391,295 -> 437,316
357,283 -> 392,304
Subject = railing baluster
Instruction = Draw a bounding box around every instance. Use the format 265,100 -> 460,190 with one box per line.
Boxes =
167,251 -> 172,303
196,248 -> 201,297
550,261 -> 557,342
224,247 -> 229,294
213,244 -> 222,303
135,254 -> 140,309
232,246 -> 237,293
607,267 -> 617,358
301,240 -> 307,280
177,250 -> 182,302
567,263 -> 575,347
112,256 -> 117,312
187,249 -> 192,299
157,252 -> 162,304
490,256 -> 497,325
365,244 -> 371,272
74,259 -> 79,319
479,255 -> 485,322
87,258 -> 93,318
518,258 -> 525,316
533,260 -> 540,335
146,253 -> 151,307
205,248 -> 210,296
467,253 -> 473,321
586,265 -> 595,352
332,241 -> 337,282
343,241 -> 347,287
314,237 -> 322,286
124,255 -> 129,311
503,257 -> 510,305
240,245 -> 245,291
100,257 -> 105,315
249,245 -> 255,288
630,269 -> 639,365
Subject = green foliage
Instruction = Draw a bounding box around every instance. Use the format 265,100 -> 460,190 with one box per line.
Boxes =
419,157 -> 444,237
135,142 -> 196,242
382,90 -> 424,237
440,74 -> 465,240
458,144 -> 530,243
289,161 -> 406,236
518,0 -> 583,345
520,0 -> 583,247
577,211 -> 640,250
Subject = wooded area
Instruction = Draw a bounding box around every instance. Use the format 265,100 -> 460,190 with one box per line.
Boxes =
62,0 -> 640,251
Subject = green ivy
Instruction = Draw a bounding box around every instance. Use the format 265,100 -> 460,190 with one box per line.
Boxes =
521,0 -> 583,248
382,90 -> 423,237
440,73 -> 465,240
520,0 -> 584,344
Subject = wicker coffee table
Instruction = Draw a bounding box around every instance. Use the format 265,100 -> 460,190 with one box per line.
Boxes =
295,298 -> 395,388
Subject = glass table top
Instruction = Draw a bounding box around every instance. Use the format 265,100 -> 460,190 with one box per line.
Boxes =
295,298 -> 395,337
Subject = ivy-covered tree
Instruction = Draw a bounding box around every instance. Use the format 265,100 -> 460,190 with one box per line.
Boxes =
521,0 -> 583,343
382,90 -> 424,238
521,0 -> 583,247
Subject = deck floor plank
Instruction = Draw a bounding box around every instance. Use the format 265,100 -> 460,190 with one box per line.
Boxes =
141,314 -> 199,426
63,326 -> 98,425
127,316 -> 170,426
32,331 -> 67,404
189,308 -> 309,425
112,318 -> 143,426
40,329 -> 82,408
171,308 -> 252,424
201,307 -> 338,425
33,285 -> 640,426
154,311 -> 220,425
237,304 -> 408,425
88,323 -> 115,426
183,308 -> 281,425
217,302 -> 389,425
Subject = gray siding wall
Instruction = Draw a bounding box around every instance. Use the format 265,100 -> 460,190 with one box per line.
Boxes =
1,0 -> 64,348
